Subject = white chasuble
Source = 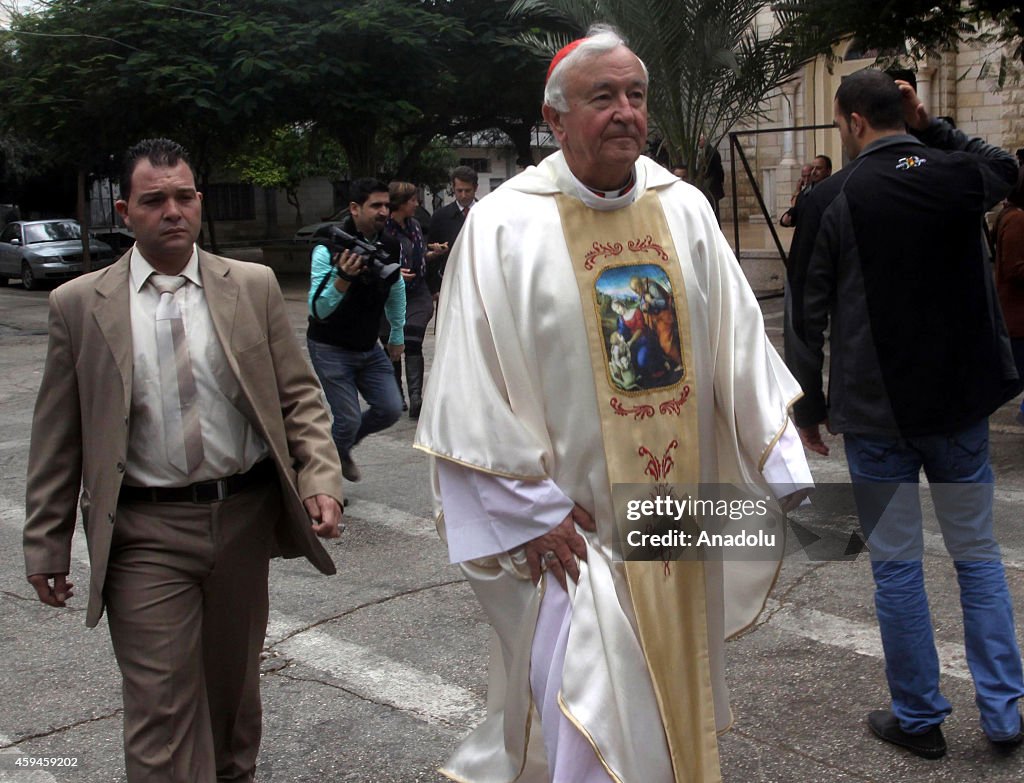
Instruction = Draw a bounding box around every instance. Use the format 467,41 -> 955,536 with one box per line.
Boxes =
415,152 -> 803,783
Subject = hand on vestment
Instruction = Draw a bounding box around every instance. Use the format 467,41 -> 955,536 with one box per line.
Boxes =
304,494 -> 344,539
797,421 -> 831,457
27,573 -> 74,607
525,504 -> 597,591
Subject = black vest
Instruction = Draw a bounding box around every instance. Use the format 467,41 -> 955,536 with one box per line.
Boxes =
306,217 -> 401,351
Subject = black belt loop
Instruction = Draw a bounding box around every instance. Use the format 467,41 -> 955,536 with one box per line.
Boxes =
119,459 -> 276,504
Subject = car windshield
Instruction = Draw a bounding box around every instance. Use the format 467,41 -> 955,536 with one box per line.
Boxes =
24,221 -> 82,244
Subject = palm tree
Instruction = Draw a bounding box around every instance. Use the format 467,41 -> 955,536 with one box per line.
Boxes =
509,0 -> 818,191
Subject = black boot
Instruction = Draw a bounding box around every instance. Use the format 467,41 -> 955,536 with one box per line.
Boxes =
406,354 -> 424,419
392,359 -> 407,411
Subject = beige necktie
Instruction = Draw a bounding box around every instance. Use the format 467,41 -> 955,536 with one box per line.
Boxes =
151,275 -> 205,475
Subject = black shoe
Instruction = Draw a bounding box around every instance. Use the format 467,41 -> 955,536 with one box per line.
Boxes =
341,456 -> 361,482
867,710 -> 946,760
989,714 -> 1023,755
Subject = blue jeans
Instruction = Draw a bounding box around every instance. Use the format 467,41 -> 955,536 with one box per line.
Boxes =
307,340 -> 402,460
844,420 -> 1024,739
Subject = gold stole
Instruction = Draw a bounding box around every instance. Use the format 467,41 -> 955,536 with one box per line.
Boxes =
555,191 -> 721,783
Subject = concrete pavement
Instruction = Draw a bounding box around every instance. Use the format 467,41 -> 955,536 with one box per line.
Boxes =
0,269 -> 1022,782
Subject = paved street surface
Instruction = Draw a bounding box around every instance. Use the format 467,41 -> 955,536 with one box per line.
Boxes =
1,268 -> 1023,782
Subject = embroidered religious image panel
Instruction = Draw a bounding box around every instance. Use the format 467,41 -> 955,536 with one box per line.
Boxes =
595,263 -> 685,394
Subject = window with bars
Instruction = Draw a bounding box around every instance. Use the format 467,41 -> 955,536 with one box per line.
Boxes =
204,183 -> 256,221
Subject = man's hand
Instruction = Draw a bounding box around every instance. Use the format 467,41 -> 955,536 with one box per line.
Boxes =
333,249 -> 364,293
400,269 -> 417,282
895,80 -> 930,132
524,504 -> 597,590
27,573 -> 74,608
303,494 -> 344,539
386,343 -> 405,361
797,422 -> 830,457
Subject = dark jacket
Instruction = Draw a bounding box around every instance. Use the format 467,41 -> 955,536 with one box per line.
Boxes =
307,216 -> 402,351
427,200 -> 469,293
786,120 -> 1020,437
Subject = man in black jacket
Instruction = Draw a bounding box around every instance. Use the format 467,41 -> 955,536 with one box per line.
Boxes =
786,69 -> 1023,760
307,178 -> 406,482
426,165 -> 478,293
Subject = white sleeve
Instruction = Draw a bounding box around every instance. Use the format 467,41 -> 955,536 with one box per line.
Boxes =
436,460 -> 575,564
761,419 -> 814,500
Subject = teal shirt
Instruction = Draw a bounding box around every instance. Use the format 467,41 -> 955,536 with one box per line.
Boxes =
307,243 -> 406,344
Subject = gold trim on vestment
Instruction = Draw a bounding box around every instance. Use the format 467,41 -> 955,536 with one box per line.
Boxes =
756,391 -> 805,473
557,692 -> 626,783
413,443 -> 548,481
555,191 -> 722,782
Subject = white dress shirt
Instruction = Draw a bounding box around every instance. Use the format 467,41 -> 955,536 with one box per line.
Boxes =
125,247 -> 269,487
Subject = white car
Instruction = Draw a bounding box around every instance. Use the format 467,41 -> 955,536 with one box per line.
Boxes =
0,219 -> 115,290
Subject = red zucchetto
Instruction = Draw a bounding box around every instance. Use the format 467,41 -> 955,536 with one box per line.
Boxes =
546,38 -> 585,83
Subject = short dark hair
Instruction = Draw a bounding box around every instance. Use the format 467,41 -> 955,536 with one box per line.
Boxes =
349,177 -> 389,207
120,138 -> 194,200
814,154 -> 833,173
834,70 -> 905,132
451,165 -> 478,186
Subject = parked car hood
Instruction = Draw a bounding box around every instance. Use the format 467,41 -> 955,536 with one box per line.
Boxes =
26,239 -> 113,257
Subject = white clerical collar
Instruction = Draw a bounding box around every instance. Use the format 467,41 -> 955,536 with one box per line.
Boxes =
568,168 -> 639,211
130,245 -> 201,292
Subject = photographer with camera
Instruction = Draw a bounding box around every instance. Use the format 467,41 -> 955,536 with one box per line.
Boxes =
307,178 -> 406,484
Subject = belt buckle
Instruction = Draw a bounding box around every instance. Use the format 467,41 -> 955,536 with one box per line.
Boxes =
192,480 -> 229,503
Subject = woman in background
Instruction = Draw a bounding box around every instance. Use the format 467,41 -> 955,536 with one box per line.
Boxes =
383,182 -> 444,418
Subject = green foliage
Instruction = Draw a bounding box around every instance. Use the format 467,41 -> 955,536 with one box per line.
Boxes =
778,1 -> 1024,77
232,125 -> 348,225
0,1 -> 550,221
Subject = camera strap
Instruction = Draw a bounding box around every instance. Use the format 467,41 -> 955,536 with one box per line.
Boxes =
311,267 -> 333,323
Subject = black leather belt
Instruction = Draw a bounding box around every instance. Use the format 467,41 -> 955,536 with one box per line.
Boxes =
119,459 -> 276,504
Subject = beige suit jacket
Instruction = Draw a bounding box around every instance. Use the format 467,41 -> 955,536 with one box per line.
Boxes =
23,249 -> 344,627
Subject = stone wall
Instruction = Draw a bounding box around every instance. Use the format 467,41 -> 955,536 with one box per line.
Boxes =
953,39 -> 1022,151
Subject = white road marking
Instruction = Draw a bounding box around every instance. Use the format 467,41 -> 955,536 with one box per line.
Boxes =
765,599 -> 973,681
344,499 -> 435,539
268,623 -> 484,730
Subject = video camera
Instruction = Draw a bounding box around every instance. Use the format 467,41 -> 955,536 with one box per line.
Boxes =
315,225 -> 401,287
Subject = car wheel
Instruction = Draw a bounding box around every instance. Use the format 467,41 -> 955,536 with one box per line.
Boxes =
21,262 -> 37,291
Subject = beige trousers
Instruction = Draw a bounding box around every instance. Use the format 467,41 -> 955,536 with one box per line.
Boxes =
104,482 -> 280,782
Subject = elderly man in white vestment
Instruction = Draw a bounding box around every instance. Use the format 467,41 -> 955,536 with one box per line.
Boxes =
415,25 -> 812,783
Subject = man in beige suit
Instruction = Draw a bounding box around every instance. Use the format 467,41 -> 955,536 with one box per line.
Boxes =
23,138 -> 344,783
